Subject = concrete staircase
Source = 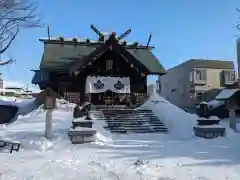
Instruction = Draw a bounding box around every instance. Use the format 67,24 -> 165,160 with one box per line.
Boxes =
90,108 -> 168,134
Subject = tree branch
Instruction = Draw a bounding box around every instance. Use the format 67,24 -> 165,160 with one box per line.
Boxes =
0,0 -> 42,58
0,59 -> 14,65
0,27 -> 19,54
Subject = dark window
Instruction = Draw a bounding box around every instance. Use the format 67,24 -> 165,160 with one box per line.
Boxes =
224,71 -> 235,81
195,70 -> 207,81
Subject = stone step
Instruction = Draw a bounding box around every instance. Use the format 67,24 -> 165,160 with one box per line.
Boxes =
148,120 -> 165,122
107,127 -> 166,131
92,113 -> 157,117
105,122 -> 163,126
105,126 -> 167,131
105,120 -> 149,123
109,129 -> 168,133
105,124 -> 150,128
137,109 -> 152,112
91,109 -> 168,134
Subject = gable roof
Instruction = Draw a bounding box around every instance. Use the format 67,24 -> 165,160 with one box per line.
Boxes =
168,59 -> 235,71
39,44 -> 97,70
127,49 -> 165,75
39,37 -> 166,75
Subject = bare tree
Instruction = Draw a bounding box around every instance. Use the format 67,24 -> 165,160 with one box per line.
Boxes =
0,0 -> 41,65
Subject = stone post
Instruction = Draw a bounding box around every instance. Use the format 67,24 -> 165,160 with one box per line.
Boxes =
45,109 -> 53,139
43,87 -> 57,140
229,108 -> 236,130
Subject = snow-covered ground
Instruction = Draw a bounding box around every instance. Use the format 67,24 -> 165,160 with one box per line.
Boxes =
0,94 -> 240,180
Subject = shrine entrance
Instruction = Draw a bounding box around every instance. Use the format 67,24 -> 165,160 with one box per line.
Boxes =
85,76 -> 131,105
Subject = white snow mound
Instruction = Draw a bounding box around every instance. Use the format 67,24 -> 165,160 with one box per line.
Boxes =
138,92 -> 197,139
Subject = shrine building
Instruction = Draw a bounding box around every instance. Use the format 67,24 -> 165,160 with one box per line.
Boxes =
32,25 -> 166,106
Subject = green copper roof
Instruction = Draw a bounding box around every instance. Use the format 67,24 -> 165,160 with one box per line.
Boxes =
127,49 -> 166,74
40,44 -> 97,69
39,42 -> 166,75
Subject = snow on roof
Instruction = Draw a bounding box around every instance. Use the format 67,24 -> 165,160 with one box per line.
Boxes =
0,88 -> 21,95
215,89 -> 240,100
196,99 -> 224,109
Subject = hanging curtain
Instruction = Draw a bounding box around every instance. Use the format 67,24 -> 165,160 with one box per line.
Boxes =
85,76 -> 131,94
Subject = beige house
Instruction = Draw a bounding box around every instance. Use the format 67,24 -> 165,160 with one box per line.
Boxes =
158,59 -> 237,108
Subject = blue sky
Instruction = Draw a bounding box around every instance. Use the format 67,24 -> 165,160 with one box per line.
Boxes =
1,0 -> 240,88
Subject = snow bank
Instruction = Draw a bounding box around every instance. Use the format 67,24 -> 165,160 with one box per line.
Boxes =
0,106 -> 72,151
0,97 -> 38,115
16,98 -> 39,115
0,99 -> 16,106
138,92 -> 197,139
90,114 -> 113,143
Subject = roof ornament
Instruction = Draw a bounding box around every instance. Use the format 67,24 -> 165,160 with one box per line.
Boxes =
72,37 -> 78,45
116,29 -> 131,41
146,33 -> 152,49
90,24 -> 104,41
47,25 -> 51,43
90,24 -> 131,43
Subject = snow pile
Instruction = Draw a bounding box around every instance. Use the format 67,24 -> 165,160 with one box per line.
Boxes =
1,96 -> 240,179
139,92 -> 197,139
56,99 -> 76,111
0,96 -> 112,146
16,98 -> 39,115
0,96 -> 38,115
0,107 -> 72,151
90,113 -> 113,143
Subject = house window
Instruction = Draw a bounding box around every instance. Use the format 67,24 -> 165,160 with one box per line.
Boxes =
224,71 -> 235,81
195,69 -> 207,81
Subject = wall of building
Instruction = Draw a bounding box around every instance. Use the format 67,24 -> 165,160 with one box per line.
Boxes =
194,69 -> 229,91
191,68 -> 234,104
159,65 -> 192,108
159,64 -> 236,108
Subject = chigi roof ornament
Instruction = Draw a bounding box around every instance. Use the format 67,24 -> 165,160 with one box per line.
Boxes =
90,24 -> 131,42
